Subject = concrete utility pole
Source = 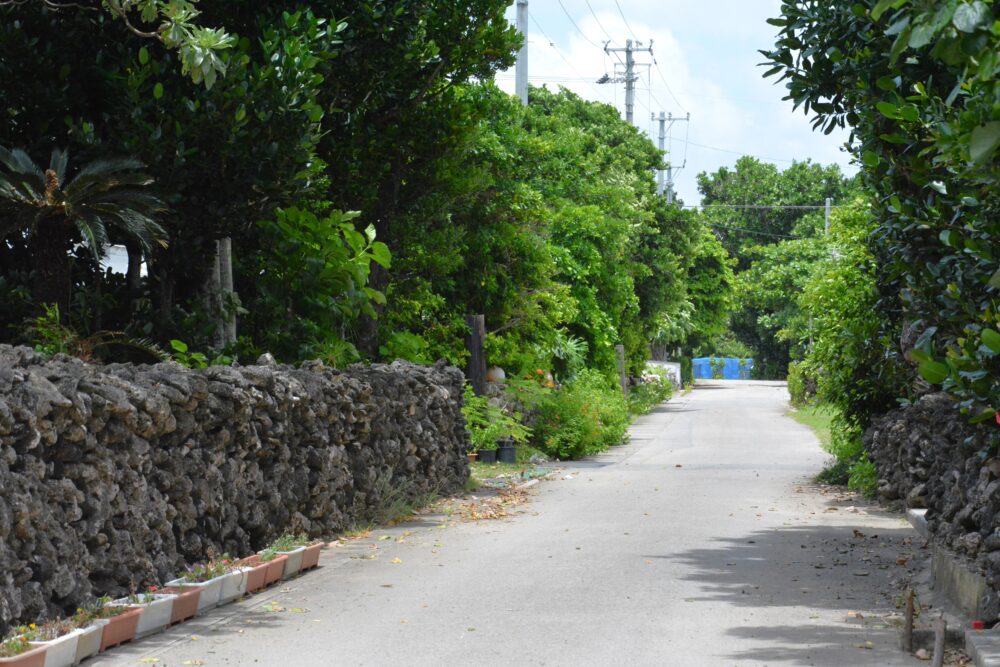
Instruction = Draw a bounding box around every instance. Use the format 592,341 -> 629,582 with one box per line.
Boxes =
515,0 -> 528,106
824,197 -> 832,235
600,39 -> 653,124
652,111 -> 690,203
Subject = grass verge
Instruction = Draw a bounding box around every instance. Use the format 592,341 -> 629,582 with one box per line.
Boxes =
786,404 -> 834,450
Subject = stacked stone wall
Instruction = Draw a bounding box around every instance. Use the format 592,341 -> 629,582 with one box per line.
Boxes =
0,346 -> 469,632
867,393 -> 1000,603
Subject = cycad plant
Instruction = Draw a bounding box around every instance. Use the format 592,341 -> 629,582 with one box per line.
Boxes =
0,146 -> 166,317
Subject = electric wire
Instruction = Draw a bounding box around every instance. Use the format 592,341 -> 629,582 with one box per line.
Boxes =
702,223 -> 804,240
680,139 -> 796,164
585,0 -> 614,42
528,13 -> 605,100
652,59 -> 688,113
693,204 -> 844,209
557,0 -> 601,49
614,0 -> 638,41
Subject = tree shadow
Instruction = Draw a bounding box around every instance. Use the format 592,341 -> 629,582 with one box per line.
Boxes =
657,522 -> 924,664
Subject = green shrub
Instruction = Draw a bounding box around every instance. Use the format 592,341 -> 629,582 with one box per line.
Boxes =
679,356 -> 693,385
461,385 -> 531,452
629,367 -> 673,414
786,361 -> 816,408
531,369 -> 629,459
814,414 -> 876,495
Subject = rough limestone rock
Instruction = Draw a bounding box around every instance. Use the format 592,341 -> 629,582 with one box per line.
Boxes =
0,345 -> 469,633
866,393 -> 1000,595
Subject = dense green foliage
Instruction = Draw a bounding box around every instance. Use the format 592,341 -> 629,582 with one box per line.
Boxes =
0,2 -> 725,461
695,157 -> 856,377
762,0 -> 1000,430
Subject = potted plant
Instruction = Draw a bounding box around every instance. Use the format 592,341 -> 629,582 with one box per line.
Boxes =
69,604 -> 112,664
25,619 -> 81,667
93,598 -> 142,652
167,554 -> 248,610
112,585 -> 176,639
156,585 -> 202,625
0,626 -> 47,667
264,535 -> 307,580
300,539 -> 324,572
233,555 -> 270,594
255,549 -> 289,587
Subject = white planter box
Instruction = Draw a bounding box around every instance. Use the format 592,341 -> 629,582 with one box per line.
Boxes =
29,628 -> 82,667
278,546 -> 306,579
166,573 -> 225,612
74,620 -> 107,664
112,594 -> 176,639
218,568 -> 251,606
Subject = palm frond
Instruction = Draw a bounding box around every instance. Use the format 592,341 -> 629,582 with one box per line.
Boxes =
0,146 -> 44,179
75,214 -> 110,260
49,148 -> 69,184
71,157 -> 145,183
65,171 -> 155,201
89,189 -> 165,210
0,175 -> 40,206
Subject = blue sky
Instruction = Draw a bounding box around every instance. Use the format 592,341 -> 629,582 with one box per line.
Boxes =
494,0 -> 856,205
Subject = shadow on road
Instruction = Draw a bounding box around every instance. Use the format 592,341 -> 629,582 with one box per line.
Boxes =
659,522 -> 923,664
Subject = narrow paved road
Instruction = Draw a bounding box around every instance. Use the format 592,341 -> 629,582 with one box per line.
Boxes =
96,381 -> 922,666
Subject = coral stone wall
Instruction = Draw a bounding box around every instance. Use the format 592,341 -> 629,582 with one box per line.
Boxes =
0,346 -> 469,633
866,393 -> 1000,599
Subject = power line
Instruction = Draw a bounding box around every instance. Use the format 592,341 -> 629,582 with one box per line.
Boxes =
613,0 -> 638,40
556,0 -> 601,49
691,204 -> 846,210
528,13 -> 605,100
652,59 -> 688,113
680,139 -> 797,164
584,0 -> 614,42
703,223 -> 804,240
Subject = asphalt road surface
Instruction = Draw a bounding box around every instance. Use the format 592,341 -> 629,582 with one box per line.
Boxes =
95,380 -> 922,666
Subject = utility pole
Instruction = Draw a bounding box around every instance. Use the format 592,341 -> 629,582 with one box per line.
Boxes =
651,111 -> 690,203
515,0 -> 528,106
599,39 -> 653,124
824,197 -> 832,235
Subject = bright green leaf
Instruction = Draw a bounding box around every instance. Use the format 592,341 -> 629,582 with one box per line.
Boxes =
153,82 -> 164,100
981,329 -> 1000,353
917,359 -> 950,384
953,1 -> 988,32
969,122 -> 1000,164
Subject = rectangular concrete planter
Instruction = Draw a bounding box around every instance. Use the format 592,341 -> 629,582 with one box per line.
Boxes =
218,568 -> 250,606
165,574 -> 224,612
277,546 -> 306,579
256,553 -> 289,586
0,644 -> 46,667
111,594 -> 176,639
158,586 -> 201,625
73,621 -> 106,664
99,607 -> 142,652
300,543 -> 323,571
29,628 -> 81,667
234,556 -> 269,593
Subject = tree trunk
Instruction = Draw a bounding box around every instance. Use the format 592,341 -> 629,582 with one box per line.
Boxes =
30,219 -> 74,321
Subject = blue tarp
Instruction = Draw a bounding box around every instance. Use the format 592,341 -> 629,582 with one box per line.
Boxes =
692,357 -> 753,380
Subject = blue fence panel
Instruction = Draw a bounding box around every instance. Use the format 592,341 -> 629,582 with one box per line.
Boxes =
692,357 -> 753,380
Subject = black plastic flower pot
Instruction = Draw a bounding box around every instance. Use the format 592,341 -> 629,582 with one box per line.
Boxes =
477,449 -> 497,463
496,444 -> 516,464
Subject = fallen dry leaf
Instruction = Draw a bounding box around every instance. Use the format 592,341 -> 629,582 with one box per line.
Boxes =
391,557 -> 402,564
